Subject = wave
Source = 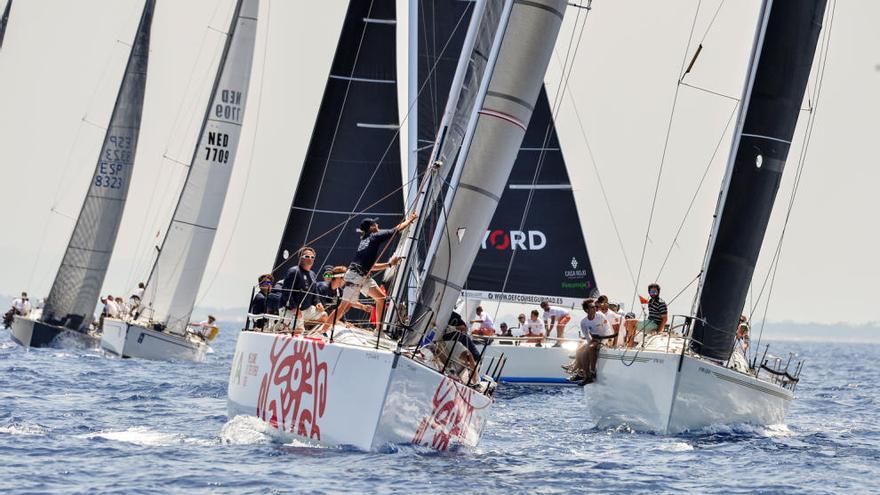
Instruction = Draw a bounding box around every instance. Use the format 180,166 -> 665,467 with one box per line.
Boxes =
81,427 -> 213,447
0,422 -> 49,437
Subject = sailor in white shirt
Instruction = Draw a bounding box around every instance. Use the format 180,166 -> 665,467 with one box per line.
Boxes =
540,301 -> 572,346
521,310 -> 546,346
596,295 -> 621,347
129,282 -> 145,314
571,299 -> 612,385
470,306 -> 496,336
102,294 -> 120,318
12,292 -> 32,316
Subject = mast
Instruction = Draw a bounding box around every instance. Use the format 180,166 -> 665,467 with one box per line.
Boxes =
0,0 -> 11,51
141,0 -> 259,334
400,0 -> 568,341
691,0 -> 828,361
271,0 -> 402,281
41,0 -> 155,331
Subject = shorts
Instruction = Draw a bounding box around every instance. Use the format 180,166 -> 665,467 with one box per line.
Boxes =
291,305 -> 325,331
342,269 -> 379,303
636,320 -> 659,333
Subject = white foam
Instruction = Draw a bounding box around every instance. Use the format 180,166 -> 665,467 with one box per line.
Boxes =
218,416 -> 273,445
82,427 -> 213,447
659,441 -> 694,452
0,423 -> 49,436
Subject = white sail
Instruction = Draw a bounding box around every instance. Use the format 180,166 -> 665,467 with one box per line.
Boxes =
142,0 -> 259,334
403,0 -> 567,339
42,0 -> 154,331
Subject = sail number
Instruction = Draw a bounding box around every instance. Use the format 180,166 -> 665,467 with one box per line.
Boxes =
204,132 -> 230,164
215,89 -> 243,123
94,135 -> 132,189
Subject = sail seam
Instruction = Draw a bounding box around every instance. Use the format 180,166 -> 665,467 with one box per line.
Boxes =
426,274 -> 463,292
513,0 -> 564,20
478,108 -> 526,131
206,118 -> 242,127
290,206 -> 400,216
458,182 -> 500,202
328,74 -> 395,84
171,219 -> 218,231
739,132 -> 791,145
486,90 -> 534,111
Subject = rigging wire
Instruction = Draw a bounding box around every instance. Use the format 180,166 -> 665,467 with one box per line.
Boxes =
630,0 -> 704,312
751,0 -> 836,361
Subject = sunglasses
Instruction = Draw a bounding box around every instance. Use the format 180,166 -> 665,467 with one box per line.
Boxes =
301,254 -> 315,260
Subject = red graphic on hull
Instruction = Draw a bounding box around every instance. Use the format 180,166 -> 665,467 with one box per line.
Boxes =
412,377 -> 483,451
256,336 -> 328,440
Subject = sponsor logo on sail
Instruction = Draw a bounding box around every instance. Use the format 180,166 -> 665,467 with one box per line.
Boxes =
481,229 -> 546,251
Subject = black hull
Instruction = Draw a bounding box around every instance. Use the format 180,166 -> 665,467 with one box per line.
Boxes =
10,317 -> 96,349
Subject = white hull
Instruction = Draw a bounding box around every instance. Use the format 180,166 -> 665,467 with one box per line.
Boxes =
101,318 -> 209,362
227,330 -> 493,451
10,315 -> 99,349
479,341 -> 578,385
586,346 -> 793,434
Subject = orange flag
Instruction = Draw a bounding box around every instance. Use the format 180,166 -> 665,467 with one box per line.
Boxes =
639,295 -> 649,305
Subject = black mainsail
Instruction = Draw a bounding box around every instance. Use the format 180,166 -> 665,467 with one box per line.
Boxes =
692,0 -> 828,360
272,0 -> 403,281
41,0 -> 154,330
0,0 -> 11,51
412,0 -> 597,306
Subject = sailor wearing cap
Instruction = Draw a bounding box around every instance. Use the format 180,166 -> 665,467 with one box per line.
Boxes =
326,212 -> 417,330
249,274 -> 274,329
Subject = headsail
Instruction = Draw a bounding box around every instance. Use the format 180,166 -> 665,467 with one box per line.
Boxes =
399,0 -> 568,340
142,0 -> 259,334
0,0 -> 12,50
412,1 -> 596,308
692,0 -> 828,360
42,0 -> 155,331
272,0 -> 402,280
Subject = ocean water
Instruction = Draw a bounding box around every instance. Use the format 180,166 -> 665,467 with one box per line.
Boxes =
0,327 -> 877,494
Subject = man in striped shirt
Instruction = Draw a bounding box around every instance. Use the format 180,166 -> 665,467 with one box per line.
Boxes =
638,283 -> 668,334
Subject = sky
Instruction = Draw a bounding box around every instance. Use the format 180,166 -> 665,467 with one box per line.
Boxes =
0,0 -> 877,325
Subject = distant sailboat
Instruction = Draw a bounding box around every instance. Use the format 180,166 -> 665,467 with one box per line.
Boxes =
228,0 -> 568,451
0,0 -> 12,51
587,0 -> 827,433
101,0 -> 259,362
409,0 -> 598,384
11,0 -> 154,348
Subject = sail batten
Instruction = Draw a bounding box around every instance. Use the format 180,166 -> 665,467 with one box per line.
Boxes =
271,0 -> 403,281
692,0 -> 828,360
142,0 -> 259,334
41,0 -> 155,331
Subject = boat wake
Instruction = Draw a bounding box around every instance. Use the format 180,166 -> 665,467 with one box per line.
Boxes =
81,426 -> 213,447
218,416 -> 336,449
0,422 -> 49,437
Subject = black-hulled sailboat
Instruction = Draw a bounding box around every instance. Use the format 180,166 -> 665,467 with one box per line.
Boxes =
10,0 -> 154,348
228,0 -> 569,451
100,0 -> 259,362
409,0 -> 599,384
587,0 -> 826,433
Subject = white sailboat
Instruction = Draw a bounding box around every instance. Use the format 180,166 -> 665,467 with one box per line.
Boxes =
101,0 -> 259,362
586,0 -> 827,433
11,0 -> 154,349
227,0 -> 569,451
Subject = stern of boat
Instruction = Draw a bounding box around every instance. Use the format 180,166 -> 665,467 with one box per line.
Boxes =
10,316 -> 70,348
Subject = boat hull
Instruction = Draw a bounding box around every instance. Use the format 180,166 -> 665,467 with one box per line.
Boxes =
227,331 -> 492,451
10,315 -> 98,348
479,342 -> 576,384
101,318 -> 208,362
586,348 -> 793,434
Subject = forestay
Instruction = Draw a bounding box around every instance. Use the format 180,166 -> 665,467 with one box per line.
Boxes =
403,0 -> 568,339
692,0 -> 828,360
142,0 -> 259,334
42,0 -> 154,331
272,0 -> 403,281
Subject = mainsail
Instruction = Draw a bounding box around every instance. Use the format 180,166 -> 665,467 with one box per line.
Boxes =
0,0 -> 11,50
142,0 -> 259,334
41,0 -> 154,331
692,0 -> 828,360
272,0 -> 402,280
399,0 -> 568,339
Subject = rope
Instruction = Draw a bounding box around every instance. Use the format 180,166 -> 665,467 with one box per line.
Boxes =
752,0 -> 836,360
630,0 -> 704,311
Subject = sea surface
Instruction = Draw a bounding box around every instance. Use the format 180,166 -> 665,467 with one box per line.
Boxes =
0,326 -> 877,494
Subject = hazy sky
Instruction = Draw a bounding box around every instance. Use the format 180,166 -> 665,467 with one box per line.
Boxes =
0,0 -> 877,325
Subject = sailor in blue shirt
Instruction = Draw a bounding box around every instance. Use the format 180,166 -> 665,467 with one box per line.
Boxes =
281,247 -> 322,333
325,212 -> 417,331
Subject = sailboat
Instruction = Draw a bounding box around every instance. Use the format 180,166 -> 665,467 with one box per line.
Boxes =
10,0 -> 154,349
586,0 -> 826,433
227,0 -> 568,451
411,0 -> 599,385
100,0 -> 259,362
0,0 -> 12,51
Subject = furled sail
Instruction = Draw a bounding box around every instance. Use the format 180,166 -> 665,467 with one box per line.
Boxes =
401,0 -> 568,340
41,0 -> 155,331
271,0 -> 402,281
0,0 -> 12,50
413,1 -> 596,307
142,0 -> 259,334
692,0 -> 828,360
